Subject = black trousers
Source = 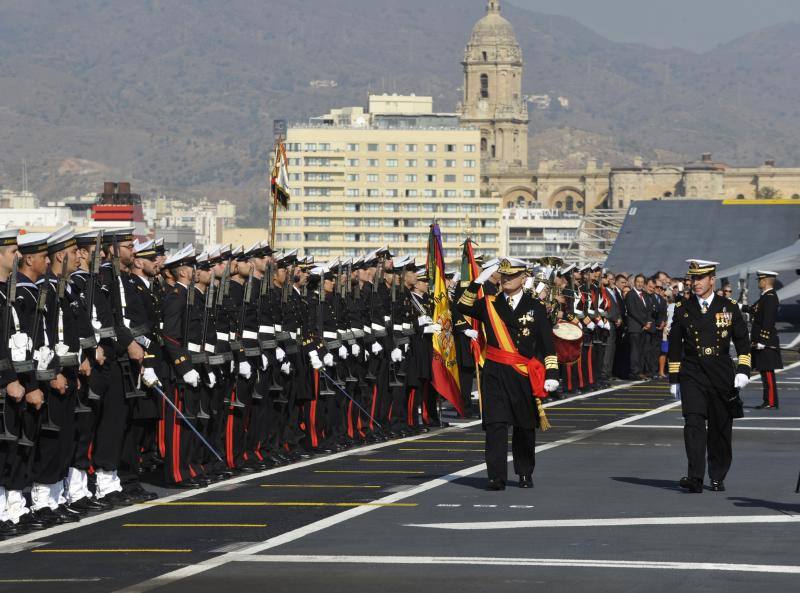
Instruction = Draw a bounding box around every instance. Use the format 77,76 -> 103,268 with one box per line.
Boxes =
761,371 -> 779,407
484,422 -> 535,483
628,332 -> 645,376
682,391 -> 733,482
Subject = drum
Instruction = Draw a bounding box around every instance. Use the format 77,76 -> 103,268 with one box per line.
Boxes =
552,321 -> 583,364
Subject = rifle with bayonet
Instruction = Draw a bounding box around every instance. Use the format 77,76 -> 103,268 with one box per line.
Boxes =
0,257 -> 18,441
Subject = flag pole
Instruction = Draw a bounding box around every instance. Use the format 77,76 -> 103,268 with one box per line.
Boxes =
270,191 -> 278,248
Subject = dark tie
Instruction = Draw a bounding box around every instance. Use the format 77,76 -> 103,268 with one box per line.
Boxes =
701,300 -> 708,314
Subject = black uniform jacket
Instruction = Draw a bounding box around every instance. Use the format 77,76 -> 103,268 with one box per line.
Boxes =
668,294 -> 751,416
457,283 -> 558,428
749,289 -> 782,371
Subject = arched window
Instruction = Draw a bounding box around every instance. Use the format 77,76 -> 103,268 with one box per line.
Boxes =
491,144 -> 496,158
663,191 -> 672,197
480,74 -> 489,99
736,194 -> 745,200
480,138 -> 487,152
565,195 -> 574,211
482,51 -> 488,62
576,200 -> 584,210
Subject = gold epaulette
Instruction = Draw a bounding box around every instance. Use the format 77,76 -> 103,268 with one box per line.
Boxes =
675,301 -> 682,308
738,353 -> 751,367
544,355 -> 558,370
668,361 -> 681,374
458,289 -> 477,307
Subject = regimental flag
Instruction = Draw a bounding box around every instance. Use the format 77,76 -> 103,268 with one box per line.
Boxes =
427,223 -> 464,417
271,140 -> 291,209
460,237 -> 485,365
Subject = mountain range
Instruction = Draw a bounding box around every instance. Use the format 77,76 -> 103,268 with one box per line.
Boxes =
1,0 -> 799,208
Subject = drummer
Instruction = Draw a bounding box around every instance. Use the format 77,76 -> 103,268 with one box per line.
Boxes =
557,264 -> 583,395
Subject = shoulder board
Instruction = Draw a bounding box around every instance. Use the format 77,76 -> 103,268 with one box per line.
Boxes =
675,301 -> 682,307
729,299 -> 737,304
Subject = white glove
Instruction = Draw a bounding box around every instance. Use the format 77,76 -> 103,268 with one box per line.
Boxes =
275,347 -> 286,362
734,373 -> 749,389
9,332 -> 30,362
351,343 -> 361,357
544,379 -> 559,393
756,343 -> 766,350
371,342 -> 383,355
310,356 -> 323,370
238,361 -> 252,379
323,352 -> 334,367
260,354 -> 269,370
670,384 -> 681,399
205,371 -> 217,388
142,367 -> 160,387
475,264 -> 499,285
417,315 -> 433,327
464,328 -> 479,340
35,346 -> 54,371
280,361 -> 291,375
338,345 -> 348,359
585,321 -> 596,331
183,369 -> 200,388
390,347 -> 403,362
423,323 -> 442,334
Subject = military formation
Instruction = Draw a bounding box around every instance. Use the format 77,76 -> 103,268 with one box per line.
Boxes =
0,228 -> 489,537
0,225 -> 785,533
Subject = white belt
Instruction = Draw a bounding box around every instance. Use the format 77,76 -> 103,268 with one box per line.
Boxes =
216,332 -> 229,342
371,323 -> 385,332
352,329 -> 365,338
323,331 -> 337,340
204,343 -> 216,353
289,331 -> 297,339
242,330 -> 258,340
229,332 -> 236,340
187,342 -> 202,353
402,323 -> 412,330
363,326 -> 372,334
393,324 -> 403,332
259,325 -> 275,334
384,316 -> 391,323
274,324 -> 282,331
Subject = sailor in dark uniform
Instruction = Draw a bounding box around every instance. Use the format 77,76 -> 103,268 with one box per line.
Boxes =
748,270 -> 783,409
668,260 -> 752,493
458,257 -> 560,491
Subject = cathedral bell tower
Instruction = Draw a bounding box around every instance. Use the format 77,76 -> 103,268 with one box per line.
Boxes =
459,0 -> 528,171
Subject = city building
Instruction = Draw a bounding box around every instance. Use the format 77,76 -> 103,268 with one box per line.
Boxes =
500,206 -> 581,261
0,189 -> 39,209
280,95 -> 499,261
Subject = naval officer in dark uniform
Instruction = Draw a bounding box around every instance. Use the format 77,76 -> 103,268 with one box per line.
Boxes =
748,270 -> 782,409
457,257 -> 559,491
668,260 -> 752,493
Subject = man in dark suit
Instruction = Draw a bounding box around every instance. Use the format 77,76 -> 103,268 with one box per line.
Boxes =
602,272 -> 621,383
624,274 -> 652,379
748,270 -> 783,409
458,258 -> 559,491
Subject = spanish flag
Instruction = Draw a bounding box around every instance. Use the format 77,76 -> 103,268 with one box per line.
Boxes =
427,223 -> 464,417
271,140 -> 291,209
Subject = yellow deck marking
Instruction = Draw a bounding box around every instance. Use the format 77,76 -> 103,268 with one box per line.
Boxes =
315,470 -> 425,474
144,501 -> 416,507
415,440 -> 485,443
359,458 -> 463,463
32,548 -> 191,553
260,484 -> 382,489
123,523 -> 267,528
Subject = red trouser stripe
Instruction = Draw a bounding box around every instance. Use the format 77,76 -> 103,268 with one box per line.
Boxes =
226,388 -> 235,468
407,388 -> 416,426
422,383 -> 430,425
172,389 -> 183,484
577,353 -> 584,388
369,385 -> 377,430
766,371 -> 776,406
586,345 -> 594,384
158,397 -> 166,458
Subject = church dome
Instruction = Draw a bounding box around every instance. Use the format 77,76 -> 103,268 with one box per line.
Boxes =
468,1 -> 519,50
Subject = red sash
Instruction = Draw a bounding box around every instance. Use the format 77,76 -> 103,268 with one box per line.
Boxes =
485,295 -> 546,399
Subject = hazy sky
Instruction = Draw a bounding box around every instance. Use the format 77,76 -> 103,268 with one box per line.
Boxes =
507,0 -> 799,52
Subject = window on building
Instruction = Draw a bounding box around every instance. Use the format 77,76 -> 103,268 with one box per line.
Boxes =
386,159 -> 398,168
464,175 -> 476,183
565,196 -> 574,211
444,175 -> 456,183
405,159 -> 418,167
367,174 -> 379,182
366,189 -> 380,197
444,190 -> 457,198
424,144 -> 437,152
347,158 -> 359,166
480,74 -> 489,98
367,159 -> 379,167
346,189 -> 360,197
367,143 -> 379,151
444,159 -> 456,168
425,174 -> 436,182
405,144 -> 417,152
386,144 -> 398,152
423,189 -> 437,198
346,143 -> 359,151
347,173 -> 359,181
482,51 -> 488,62
425,159 -> 437,168
464,144 -> 476,153
464,160 -> 476,168
386,174 -> 398,182
318,143 -> 331,151
386,189 -> 398,197
405,174 -> 417,182
480,138 -> 487,152
304,143 -> 317,151
445,144 -> 456,152
405,189 -> 418,197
